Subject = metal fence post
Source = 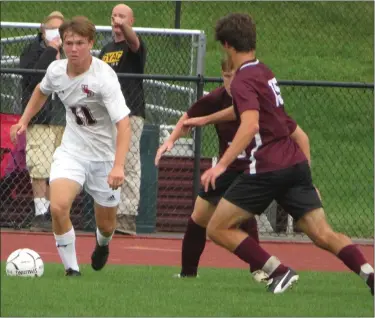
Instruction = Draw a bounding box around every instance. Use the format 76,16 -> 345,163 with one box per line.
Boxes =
174,1 -> 182,29
192,75 -> 204,202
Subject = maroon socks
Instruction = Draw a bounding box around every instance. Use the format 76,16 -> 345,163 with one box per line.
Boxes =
180,217 -> 207,276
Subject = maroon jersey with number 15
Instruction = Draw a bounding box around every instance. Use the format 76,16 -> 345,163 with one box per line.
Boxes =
230,59 -> 307,175
187,83 -> 299,172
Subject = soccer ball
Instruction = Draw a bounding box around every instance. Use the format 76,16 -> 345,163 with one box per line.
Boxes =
5,248 -> 44,277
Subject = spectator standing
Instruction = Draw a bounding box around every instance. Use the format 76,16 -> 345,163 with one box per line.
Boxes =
19,11 -> 66,231
99,3 -> 147,235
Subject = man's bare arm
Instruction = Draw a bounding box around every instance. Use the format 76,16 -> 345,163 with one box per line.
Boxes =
218,110 -> 259,168
290,125 -> 311,166
166,113 -> 192,143
204,106 -> 236,124
183,106 -> 236,127
154,113 -> 192,166
120,23 -> 140,52
114,116 -> 131,168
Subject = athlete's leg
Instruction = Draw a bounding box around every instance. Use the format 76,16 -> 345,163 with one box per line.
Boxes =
207,173 -> 297,294
180,196 -> 216,277
181,171 -> 247,277
91,202 -> 117,270
86,160 -> 121,271
207,199 -> 289,281
296,208 -> 374,295
49,151 -> 85,276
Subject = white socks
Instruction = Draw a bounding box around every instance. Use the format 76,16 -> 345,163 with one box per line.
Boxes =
360,263 -> 374,281
262,256 -> 282,276
54,227 -> 79,272
54,227 -> 113,272
34,197 -> 50,216
96,228 -> 114,247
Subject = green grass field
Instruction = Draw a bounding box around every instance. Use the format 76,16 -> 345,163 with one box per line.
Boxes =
0,1 -> 373,237
1,263 -> 374,317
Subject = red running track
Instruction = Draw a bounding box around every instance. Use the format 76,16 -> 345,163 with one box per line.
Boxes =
1,231 -> 373,272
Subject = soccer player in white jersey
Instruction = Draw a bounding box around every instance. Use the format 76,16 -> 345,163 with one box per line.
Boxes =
10,16 -> 132,276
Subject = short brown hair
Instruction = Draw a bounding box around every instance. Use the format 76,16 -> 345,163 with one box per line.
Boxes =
215,13 -> 256,52
59,16 -> 96,42
221,58 -> 233,72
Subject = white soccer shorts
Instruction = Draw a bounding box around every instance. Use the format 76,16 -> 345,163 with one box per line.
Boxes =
49,149 -> 120,207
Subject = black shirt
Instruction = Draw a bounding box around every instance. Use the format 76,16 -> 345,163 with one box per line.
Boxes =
19,33 -> 65,126
99,37 -> 147,118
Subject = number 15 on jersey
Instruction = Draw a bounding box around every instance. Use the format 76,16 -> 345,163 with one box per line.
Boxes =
268,77 -> 284,107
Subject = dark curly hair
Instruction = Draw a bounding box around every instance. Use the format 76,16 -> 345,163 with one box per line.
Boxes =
215,13 -> 256,52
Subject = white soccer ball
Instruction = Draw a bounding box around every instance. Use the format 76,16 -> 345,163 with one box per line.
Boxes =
5,248 -> 44,277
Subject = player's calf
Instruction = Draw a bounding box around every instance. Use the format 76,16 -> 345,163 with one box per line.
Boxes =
50,179 -> 82,275
297,208 -> 374,295
180,217 -> 207,277
91,229 -> 111,271
91,203 -> 117,271
207,200 -> 294,288
179,198 -> 216,277
239,217 -> 259,243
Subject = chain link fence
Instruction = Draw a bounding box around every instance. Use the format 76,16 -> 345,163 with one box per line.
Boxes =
0,1 -> 373,239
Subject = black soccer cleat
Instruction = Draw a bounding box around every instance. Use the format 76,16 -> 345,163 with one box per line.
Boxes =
366,273 -> 374,296
368,273 -> 374,296
266,268 -> 299,294
65,268 -> 81,277
91,241 -> 109,271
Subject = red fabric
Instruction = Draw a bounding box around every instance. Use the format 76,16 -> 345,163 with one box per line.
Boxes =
0,113 -> 26,178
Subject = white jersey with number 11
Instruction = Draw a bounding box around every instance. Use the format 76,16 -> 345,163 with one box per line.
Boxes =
39,57 -> 130,162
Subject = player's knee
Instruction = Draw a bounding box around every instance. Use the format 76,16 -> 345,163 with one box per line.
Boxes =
98,224 -> 115,236
97,218 -> 116,235
191,211 -> 209,228
50,201 -> 70,221
206,223 -> 221,244
191,197 -> 215,228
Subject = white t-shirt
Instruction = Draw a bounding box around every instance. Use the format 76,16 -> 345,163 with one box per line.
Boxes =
40,57 -> 130,161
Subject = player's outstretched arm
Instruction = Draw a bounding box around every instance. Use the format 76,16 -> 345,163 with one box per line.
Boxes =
183,106 -> 236,127
218,110 -> 259,169
10,83 -> 49,144
154,113 -> 191,166
201,110 -> 259,192
290,125 -> 311,166
167,113 -> 192,143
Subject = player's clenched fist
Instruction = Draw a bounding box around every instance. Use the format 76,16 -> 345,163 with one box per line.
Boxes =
107,165 -> 124,190
10,122 -> 27,145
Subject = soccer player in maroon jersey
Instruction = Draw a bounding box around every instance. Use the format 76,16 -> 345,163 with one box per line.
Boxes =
196,13 -> 374,295
155,59 -> 309,283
